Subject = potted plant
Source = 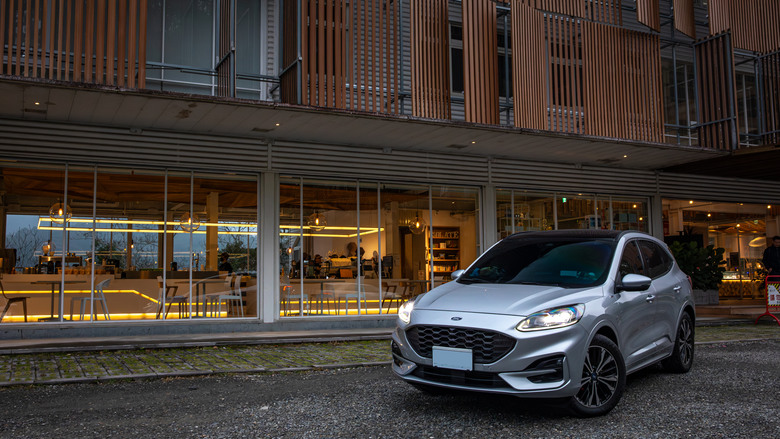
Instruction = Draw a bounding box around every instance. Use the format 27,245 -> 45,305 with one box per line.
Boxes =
669,241 -> 726,305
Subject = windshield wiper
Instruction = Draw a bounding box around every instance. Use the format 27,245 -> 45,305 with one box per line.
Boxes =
513,281 -> 560,287
458,278 -> 492,284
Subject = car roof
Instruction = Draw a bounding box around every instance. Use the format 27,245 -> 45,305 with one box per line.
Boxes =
504,229 -> 642,242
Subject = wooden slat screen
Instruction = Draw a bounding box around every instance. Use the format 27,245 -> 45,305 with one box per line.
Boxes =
760,50 -> 780,145
216,0 -> 233,98
411,0 -> 450,119
673,0 -> 695,39
511,2 -> 546,130
694,33 -> 737,150
1,0 -> 147,88
280,0 -> 299,104
282,1 -> 398,113
545,13 -> 584,134
516,0 -> 621,26
708,0 -> 780,53
347,0 -> 399,113
299,0 -> 346,108
636,0 -> 659,31
581,21 -> 664,142
462,0 -> 498,124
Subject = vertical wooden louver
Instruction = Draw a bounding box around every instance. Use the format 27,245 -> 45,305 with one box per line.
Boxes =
462,0 -> 498,124
512,3 -> 661,142
582,22 -> 664,142
515,1 -> 622,28
694,33 -> 737,150
673,0 -> 696,39
545,13 -> 584,134
280,0 -> 299,104
1,0 -> 147,88
216,0 -> 235,98
708,0 -> 780,53
636,0 -> 659,31
281,0 -> 399,114
411,0 -> 450,119
299,0 -> 346,108
759,50 -> 780,145
511,2 -> 546,130
348,0 -> 400,113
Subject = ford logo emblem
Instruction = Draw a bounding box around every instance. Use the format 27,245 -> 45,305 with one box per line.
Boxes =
451,317 -> 462,321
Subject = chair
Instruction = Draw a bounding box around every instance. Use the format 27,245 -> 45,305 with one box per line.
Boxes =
1,280 -> 29,322
69,278 -> 111,321
206,274 -> 244,317
204,274 -> 233,317
280,274 -> 309,316
156,276 -> 188,319
342,277 -> 369,315
381,281 -> 403,313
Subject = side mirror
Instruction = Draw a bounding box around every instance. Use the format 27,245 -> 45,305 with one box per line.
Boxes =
616,273 -> 651,292
451,269 -> 465,280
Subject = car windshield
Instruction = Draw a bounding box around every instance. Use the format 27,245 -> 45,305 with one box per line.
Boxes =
459,237 -> 616,288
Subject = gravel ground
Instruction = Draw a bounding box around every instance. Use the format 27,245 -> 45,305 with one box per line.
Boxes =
0,339 -> 778,439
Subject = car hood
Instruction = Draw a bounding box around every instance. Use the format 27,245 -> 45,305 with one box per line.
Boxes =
414,281 -> 600,316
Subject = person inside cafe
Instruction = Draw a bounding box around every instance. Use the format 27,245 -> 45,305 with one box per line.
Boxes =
218,252 -> 233,273
762,236 -> 780,277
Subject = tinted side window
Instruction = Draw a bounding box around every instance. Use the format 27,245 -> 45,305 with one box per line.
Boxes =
639,240 -> 673,279
619,241 -> 645,278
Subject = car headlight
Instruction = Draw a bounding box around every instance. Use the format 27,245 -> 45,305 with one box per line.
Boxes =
398,300 -> 414,324
516,304 -> 585,332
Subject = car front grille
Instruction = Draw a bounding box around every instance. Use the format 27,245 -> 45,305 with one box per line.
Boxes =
406,325 -> 516,364
411,365 -> 509,389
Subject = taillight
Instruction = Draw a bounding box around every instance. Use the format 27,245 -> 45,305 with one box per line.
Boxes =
687,275 -> 692,290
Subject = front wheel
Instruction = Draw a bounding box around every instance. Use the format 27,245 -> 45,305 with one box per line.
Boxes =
661,312 -> 695,373
568,334 -> 626,417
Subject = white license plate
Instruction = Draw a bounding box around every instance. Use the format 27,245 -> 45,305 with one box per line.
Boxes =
432,346 -> 473,371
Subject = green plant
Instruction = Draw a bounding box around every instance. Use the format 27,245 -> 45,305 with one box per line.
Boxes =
669,241 -> 726,290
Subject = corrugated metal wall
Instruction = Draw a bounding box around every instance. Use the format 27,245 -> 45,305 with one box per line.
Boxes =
3,118 -> 780,204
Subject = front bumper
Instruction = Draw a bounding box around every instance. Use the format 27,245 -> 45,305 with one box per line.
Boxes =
391,311 -> 589,398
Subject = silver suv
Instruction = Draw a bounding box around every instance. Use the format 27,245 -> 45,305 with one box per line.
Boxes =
391,230 -> 695,416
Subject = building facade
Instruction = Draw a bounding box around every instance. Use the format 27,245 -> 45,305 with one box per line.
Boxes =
0,0 -> 779,338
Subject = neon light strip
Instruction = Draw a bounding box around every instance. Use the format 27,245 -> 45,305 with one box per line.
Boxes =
37,218 -> 382,237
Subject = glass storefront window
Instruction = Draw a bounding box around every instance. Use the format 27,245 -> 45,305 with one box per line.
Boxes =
1,164 -> 258,323
278,178 -> 480,317
557,194 -> 596,230
663,199 -> 770,299
496,190 -> 554,239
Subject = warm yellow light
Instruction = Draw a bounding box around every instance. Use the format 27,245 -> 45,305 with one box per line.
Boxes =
639,217 -> 644,221
707,213 -> 712,217
633,204 -> 637,208
689,200 -> 694,204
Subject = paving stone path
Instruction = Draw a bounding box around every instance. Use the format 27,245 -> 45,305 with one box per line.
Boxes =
0,340 -> 390,386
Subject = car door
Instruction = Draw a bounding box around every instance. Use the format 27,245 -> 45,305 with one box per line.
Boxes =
638,240 -> 681,347
612,240 -> 658,369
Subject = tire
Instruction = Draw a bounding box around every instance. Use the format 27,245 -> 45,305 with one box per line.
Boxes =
568,334 -> 626,417
661,312 -> 695,373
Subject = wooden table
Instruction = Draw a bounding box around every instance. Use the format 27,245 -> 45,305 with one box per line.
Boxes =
33,279 -> 84,322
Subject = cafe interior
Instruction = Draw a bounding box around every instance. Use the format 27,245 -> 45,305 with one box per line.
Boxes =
0,163 -> 480,323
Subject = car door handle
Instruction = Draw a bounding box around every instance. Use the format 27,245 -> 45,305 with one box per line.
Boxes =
674,286 -> 682,293
646,295 -> 655,303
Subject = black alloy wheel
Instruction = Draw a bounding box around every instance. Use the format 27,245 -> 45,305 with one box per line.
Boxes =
661,312 -> 695,373
568,334 -> 626,417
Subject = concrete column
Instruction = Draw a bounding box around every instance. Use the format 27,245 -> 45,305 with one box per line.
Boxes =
482,185 -> 497,250
649,195 -> 665,239
260,172 -> 279,323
